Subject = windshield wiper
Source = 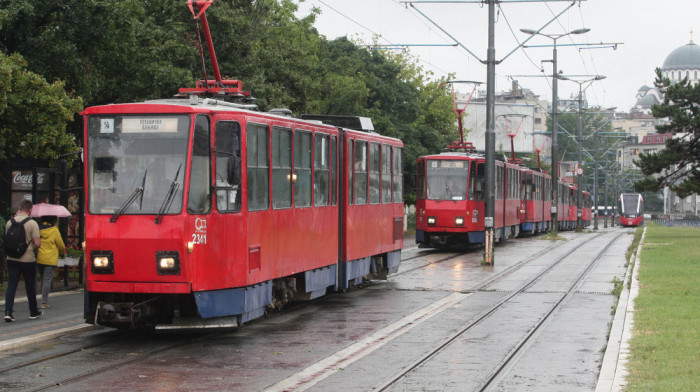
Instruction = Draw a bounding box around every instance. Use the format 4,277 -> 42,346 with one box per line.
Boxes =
110,170 -> 147,223
155,164 -> 182,224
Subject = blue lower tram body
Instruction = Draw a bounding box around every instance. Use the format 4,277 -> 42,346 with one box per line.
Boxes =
86,250 -> 401,328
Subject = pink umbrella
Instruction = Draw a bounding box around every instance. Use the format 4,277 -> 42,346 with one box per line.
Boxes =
29,203 -> 72,218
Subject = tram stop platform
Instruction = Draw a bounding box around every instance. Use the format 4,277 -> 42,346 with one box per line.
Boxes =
0,272 -> 96,352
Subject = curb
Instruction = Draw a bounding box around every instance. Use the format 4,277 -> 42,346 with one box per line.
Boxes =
595,226 -> 646,392
0,324 -> 100,352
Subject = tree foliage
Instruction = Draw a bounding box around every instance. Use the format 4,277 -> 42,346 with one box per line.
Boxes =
635,68 -> 700,198
0,0 -> 456,198
0,0 -> 195,106
0,51 -> 83,162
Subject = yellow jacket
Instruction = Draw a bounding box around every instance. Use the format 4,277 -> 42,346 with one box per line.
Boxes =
37,224 -> 66,266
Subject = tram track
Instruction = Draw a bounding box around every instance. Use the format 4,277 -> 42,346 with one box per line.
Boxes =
2,330 -> 226,392
372,229 -> 625,392
259,229 -> 620,392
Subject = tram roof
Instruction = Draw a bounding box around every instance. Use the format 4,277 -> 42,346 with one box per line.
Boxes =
81,97 -> 400,143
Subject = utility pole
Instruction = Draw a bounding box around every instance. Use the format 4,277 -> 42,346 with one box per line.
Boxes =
593,126 -> 599,230
557,74 -> 605,231
520,28 -> 593,235
483,0 -> 496,264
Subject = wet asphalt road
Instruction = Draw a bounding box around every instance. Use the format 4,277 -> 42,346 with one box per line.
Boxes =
0,227 -> 632,391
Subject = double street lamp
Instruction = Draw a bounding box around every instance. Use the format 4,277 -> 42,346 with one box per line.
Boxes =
557,74 -> 606,230
520,27 -> 589,234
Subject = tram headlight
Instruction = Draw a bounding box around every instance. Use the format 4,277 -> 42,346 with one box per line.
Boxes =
91,251 -> 114,274
427,216 -> 436,226
156,251 -> 180,275
455,217 -> 464,226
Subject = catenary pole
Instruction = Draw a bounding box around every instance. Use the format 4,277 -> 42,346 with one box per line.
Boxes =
484,0 -> 496,264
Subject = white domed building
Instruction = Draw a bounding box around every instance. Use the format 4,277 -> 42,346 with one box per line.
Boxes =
661,39 -> 700,84
631,38 -> 700,114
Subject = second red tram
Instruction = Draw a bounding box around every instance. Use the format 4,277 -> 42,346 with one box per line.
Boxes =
82,103 -> 404,329
415,149 -> 589,248
618,193 -> 644,227
414,151 -> 522,248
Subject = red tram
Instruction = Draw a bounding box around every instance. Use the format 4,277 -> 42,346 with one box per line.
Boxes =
83,104 -> 403,329
414,145 -> 589,248
618,193 -> 644,227
82,1 -> 404,329
415,146 -> 524,248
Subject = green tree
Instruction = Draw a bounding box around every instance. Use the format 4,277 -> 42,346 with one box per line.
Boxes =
0,51 -> 83,162
0,0 -> 457,193
0,0 -> 195,107
635,68 -> 700,198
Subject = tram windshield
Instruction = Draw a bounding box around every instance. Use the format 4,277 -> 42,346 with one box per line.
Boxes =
426,159 -> 469,201
86,115 -> 190,215
620,194 -> 641,216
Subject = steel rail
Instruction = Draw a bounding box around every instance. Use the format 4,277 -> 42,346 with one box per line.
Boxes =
373,229 -> 621,391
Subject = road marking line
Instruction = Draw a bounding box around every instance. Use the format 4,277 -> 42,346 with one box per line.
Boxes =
263,291 -> 468,392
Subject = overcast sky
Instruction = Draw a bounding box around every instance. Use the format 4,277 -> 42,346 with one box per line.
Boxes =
295,0 -> 700,113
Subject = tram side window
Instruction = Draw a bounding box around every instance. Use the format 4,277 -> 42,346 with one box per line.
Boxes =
314,133 -> 330,206
522,173 -> 532,201
416,160 -> 425,200
272,127 -> 292,209
354,141 -> 368,205
393,146 -> 403,203
470,162 -> 485,201
382,145 -> 392,203
369,142 -> 380,204
247,123 -> 269,211
188,115 -> 211,214
295,130 -> 312,208
215,121 -> 241,212
495,166 -> 504,200
507,169 -> 514,199
332,136 -> 337,206
348,140 -> 354,205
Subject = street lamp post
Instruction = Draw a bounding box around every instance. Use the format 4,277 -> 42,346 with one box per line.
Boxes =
604,152 -> 609,228
557,74 -> 606,231
520,27 -> 589,235
593,126 -> 599,230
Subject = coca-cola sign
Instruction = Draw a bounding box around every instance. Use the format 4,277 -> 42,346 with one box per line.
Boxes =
11,170 -> 49,191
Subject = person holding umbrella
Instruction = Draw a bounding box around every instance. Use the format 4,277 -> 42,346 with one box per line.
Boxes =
36,215 -> 65,309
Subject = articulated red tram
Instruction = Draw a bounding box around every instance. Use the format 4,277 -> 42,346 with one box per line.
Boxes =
83,104 -> 403,329
82,1 -> 403,329
618,193 -> 644,227
415,139 -> 559,248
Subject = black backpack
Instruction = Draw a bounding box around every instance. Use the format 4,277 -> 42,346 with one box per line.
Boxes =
4,217 -> 31,258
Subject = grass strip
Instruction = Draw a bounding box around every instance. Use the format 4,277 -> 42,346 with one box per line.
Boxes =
626,224 -> 700,391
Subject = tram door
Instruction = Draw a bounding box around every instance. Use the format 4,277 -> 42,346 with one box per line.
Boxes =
210,119 -> 245,287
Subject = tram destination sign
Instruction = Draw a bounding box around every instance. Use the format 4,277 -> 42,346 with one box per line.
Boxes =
97,117 -> 181,134
122,117 -> 179,133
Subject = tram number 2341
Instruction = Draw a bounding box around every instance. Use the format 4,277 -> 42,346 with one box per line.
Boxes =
192,233 -> 207,245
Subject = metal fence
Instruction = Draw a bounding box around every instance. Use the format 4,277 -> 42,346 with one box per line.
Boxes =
649,219 -> 700,228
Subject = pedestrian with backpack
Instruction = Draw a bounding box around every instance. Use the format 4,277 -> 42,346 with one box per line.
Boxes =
4,199 -> 43,322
